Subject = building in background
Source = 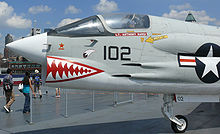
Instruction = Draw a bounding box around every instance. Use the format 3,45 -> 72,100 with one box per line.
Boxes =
9,61 -> 41,74
1,31 -> 42,75
4,34 -> 15,59
31,28 -> 41,36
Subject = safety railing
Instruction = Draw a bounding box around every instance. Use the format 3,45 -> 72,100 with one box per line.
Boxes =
7,86 -> 159,125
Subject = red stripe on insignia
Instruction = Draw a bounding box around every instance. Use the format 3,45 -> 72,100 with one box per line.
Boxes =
180,59 -> 196,62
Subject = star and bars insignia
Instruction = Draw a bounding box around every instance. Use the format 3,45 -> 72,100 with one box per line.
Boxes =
178,43 -> 220,83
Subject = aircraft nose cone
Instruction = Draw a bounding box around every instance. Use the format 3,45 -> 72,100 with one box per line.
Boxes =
7,33 -> 47,64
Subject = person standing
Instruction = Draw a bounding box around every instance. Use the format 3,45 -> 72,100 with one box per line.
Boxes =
3,68 -> 15,113
33,70 -> 42,99
56,88 -> 60,98
22,71 -> 36,114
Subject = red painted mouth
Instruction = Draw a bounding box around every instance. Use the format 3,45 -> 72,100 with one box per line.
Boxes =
46,56 -> 104,83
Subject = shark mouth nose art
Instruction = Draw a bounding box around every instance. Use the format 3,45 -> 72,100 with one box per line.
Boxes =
46,56 -> 104,83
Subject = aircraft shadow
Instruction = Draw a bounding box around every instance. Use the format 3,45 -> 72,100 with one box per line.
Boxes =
16,103 -> 220,134
15,118 -> 171,134
186,102 -> 220,131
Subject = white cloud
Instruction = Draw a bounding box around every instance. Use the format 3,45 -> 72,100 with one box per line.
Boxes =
0,1 -> 13,18
65,5 -> 81,14
6,15 -> 32,29
57,18 -> 80,27
0,1 -> 13,27
163,9 -> 216,25
169,3 -> 192,11
0,33 -> 2,38
94,0 -> 118,13
0,1 -> 32,29
28,5 -> 51,14
163,3 -> 220,25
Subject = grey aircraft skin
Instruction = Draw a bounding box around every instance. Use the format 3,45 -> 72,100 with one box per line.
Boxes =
7,13 -> 220,133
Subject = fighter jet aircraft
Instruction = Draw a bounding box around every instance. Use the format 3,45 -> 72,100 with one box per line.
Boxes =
7,13 -> 220,133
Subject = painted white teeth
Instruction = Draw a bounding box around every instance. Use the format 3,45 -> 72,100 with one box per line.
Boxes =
47,58 -> 53,67
46,56 -> 104,82
47,58 -> 94,80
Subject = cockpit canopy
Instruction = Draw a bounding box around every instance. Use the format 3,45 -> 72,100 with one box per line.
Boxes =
48,14 -> 150,37
49,16 -> 106,37
103,14 -> 150,29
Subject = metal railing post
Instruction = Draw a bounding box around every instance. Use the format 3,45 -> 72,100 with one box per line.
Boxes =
30,91 -> 33,124
65,90 -> 68,118
114,92 -> 133,106
92,90 -> 95,112
145,92 -> 148,100
130,93 -> 134,103
113,91 -> 118,107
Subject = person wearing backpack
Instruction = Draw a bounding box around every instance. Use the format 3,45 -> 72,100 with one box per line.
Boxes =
33,69 -> 42,99
3,68 -> 14,113
22,71 -> 36,114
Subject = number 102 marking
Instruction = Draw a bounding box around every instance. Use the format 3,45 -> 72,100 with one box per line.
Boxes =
104,46 -> 131,61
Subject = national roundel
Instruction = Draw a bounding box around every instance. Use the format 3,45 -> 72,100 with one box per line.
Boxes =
178,43 -> 220,83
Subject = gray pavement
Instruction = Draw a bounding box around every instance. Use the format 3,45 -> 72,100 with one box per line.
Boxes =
0,86 -> 220,134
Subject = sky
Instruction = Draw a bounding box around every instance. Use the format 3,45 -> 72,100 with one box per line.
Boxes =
0,0 -> 220,54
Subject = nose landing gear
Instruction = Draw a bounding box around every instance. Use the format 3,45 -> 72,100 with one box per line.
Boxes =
171,115 -> 188,133
161,94 -> 188,133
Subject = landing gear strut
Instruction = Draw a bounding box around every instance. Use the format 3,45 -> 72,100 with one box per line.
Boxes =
161,94 -> 188,133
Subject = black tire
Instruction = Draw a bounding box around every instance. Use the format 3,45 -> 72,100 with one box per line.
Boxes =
171,115 -> 188,133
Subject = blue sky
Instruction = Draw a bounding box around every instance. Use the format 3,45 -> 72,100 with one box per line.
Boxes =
0,0 -> 220,54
